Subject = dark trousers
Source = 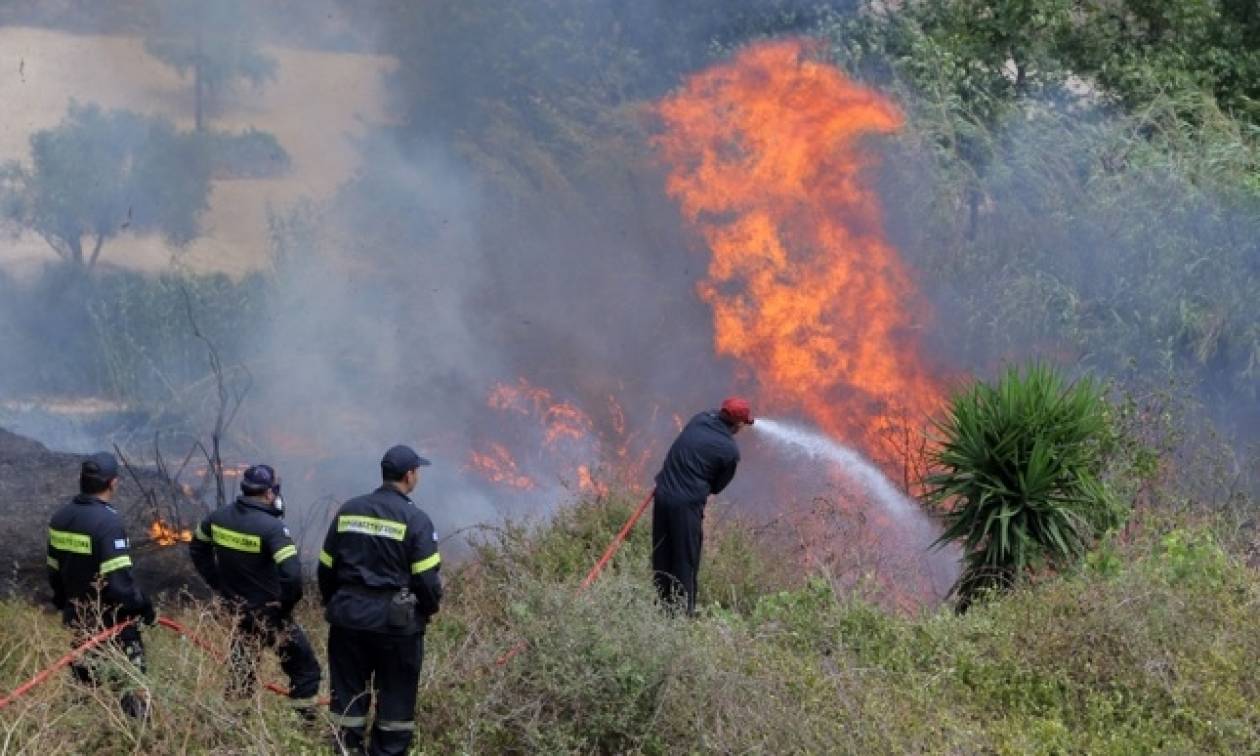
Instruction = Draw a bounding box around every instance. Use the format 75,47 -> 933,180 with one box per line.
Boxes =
651,496 -> 704,615
69,623 -> 148,717
328,625 -> 424,756
228,611 -> 322,705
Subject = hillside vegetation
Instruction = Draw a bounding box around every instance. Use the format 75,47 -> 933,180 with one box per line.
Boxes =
1,493 -> 1256,753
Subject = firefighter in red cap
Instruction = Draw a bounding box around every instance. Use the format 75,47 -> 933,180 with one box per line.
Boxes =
189,464 -> 322,718
651,397 -> 752,615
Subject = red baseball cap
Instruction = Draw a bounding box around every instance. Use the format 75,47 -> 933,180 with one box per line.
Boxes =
719,396 -> 754,425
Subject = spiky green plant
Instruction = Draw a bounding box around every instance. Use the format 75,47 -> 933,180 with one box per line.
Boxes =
926,364 -> 1122,608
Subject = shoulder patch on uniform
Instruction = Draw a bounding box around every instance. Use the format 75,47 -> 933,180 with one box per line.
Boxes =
282,526 -> 291,537
113,538 -> 129,550
432,531 -> 438,542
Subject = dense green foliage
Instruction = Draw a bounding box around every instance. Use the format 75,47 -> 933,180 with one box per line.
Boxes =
1,495 -> 1255,752
0,103 -> 211,269
1067,0 -> 1260,125
927,365 -> 1122,605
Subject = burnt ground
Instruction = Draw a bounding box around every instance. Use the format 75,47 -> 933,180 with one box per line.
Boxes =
0,426 -> 204,602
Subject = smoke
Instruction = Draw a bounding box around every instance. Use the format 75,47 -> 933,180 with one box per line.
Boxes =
2,2 -> 1254,582
875,96 -> 1260,444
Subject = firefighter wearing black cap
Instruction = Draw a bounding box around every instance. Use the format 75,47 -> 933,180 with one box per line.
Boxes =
189,464 -> 321,715
652,397 -> 753,615
318,444 -> 442,756
47,451 -> 156,718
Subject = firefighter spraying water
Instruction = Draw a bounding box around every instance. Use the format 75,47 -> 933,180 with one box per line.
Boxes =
650,397 -> 751,616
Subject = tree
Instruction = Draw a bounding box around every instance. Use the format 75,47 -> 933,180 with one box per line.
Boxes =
926,364 -> 1124,610
144,0 -> 276,131
1065,0 -> 1260,126
0,102 -> 211,269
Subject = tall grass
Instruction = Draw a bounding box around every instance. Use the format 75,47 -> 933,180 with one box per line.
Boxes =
1,495 -> 1257,753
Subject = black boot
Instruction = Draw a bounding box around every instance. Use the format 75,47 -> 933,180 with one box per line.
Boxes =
119,690 -> 150,720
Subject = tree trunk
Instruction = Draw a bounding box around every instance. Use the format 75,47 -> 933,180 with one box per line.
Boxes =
87,232 -> 107,269
194,31 -> 205,131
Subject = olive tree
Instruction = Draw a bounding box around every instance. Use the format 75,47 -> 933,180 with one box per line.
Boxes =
0,102 -> 211,269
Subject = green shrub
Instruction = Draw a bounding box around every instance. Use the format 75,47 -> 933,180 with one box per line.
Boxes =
927,364 -> 1126,607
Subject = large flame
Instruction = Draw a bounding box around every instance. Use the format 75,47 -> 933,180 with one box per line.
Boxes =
655,39 -> 943,461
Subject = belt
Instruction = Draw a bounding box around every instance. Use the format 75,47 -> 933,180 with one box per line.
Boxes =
340,583 -> 401,597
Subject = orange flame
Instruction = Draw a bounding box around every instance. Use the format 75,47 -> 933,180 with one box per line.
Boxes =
148,519 -> 192,546
466,443 -> 537,490
655,39 -> 944,459
576,464 -> 609,497
489,379 -> 595,448
472,378 -> 655,494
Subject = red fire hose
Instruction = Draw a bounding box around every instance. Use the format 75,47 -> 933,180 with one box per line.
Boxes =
2,488 -> 656,707
0,616 -> 326,711
496,487 -> 656,666
0,618 -> 136,711
156,617 -> 327,703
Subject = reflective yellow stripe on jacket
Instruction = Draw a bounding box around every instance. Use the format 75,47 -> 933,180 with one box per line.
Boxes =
411,553 -> 441,574
337,515 -> 406,541
100,555 -> 132,574
211,524 -> 262,553
49,528 -> 92,554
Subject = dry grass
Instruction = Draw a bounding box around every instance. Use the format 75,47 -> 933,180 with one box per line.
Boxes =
1,495 -> 1257,754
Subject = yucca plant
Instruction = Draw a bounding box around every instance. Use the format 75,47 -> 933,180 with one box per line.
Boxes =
926,363 -> 1122,609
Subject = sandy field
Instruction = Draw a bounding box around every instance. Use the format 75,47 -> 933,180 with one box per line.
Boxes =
0,26 -> 393,277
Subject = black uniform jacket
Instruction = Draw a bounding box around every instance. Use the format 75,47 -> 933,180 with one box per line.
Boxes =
654,410 -> 741,505
47,494 -> 152,626
190,496 -> 303,614
317,485 -> 442,635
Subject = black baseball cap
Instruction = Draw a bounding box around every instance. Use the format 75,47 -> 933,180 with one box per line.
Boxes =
381,445 -> 431,477
241,464 -> 280,495
81,452 -> 119,481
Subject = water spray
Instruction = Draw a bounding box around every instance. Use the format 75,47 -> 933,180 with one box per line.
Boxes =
752,417 -> 959,598
752,417 -> 914,518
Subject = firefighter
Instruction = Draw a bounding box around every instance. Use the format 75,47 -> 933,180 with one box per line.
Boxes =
189,464 -> 322,717
318,445 -> 442,756
47,452 -> 156,718
651,397 -> 752,615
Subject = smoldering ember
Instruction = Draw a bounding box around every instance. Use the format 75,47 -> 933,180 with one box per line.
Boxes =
0,3 -> 1257,753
